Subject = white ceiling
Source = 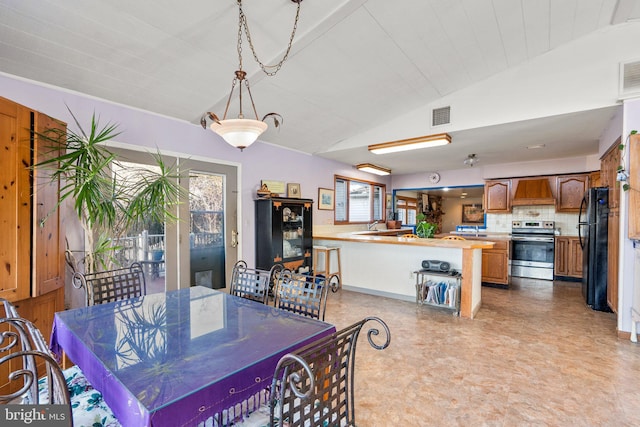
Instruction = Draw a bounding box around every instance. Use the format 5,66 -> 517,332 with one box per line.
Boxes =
1,0 -> 640,174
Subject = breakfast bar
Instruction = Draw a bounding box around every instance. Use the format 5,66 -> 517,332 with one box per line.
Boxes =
313,232 -> 495,319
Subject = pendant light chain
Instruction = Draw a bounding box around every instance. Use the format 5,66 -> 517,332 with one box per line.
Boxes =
237,0 -> 301,77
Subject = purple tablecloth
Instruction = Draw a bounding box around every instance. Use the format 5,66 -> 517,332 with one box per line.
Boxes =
51,286 -> 335,427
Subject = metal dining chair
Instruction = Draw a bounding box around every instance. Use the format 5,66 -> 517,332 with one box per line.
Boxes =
72,262 -> 146,306
235,317 -> 391,427
273,269 -> 339,321
0,303 -> 119,427
230,260 -> 283,304
402,233 -> 421,239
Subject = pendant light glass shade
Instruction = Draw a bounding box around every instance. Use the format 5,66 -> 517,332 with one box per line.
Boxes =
210,118 -> 268,151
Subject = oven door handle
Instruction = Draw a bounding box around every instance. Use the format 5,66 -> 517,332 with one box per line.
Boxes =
511,236 -> 555,242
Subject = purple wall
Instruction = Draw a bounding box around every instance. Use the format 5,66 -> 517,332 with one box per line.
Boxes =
0,72 -> 389,267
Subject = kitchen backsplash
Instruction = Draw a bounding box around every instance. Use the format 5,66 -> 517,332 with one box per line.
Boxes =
486,205 -> 580,236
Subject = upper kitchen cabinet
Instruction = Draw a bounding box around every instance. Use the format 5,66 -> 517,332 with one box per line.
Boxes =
601,138 -> 621,211
484,179 -> 511,213
556,174 -> 590,212
629,134 -> 640,240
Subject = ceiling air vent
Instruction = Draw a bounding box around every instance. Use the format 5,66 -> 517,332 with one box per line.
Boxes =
620,60 -> 640,99
432,106 -> 450,127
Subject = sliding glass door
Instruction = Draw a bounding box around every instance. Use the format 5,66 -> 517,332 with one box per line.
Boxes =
110,149 -> 238,291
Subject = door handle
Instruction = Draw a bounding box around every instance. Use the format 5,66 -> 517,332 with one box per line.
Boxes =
231,230 -> 238,248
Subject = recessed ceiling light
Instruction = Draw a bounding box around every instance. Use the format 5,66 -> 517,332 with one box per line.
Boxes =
461,192 -> 468,196
527,144 -> 546,149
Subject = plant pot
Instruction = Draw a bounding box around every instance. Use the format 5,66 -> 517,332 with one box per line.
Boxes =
386,220 -> 402,229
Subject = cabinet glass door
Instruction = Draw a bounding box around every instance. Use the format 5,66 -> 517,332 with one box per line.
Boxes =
282,204 -> 304,260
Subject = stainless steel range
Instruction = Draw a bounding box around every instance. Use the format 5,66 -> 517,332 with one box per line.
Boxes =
511,220 -> 555,280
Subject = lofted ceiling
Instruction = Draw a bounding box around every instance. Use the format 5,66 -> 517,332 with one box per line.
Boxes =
1,0 -> 639,174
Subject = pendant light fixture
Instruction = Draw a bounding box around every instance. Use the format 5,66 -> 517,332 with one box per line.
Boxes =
201,0 -> 303,151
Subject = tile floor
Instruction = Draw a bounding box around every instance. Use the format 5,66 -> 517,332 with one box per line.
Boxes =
323,278 -> 640,426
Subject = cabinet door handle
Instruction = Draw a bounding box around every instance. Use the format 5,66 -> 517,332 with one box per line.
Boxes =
231,230 -> 238,248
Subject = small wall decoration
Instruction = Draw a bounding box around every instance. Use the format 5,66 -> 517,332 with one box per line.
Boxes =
318,188 -> 335,210
462,204 -> 484,224
287,183 -> 301,198
261,180 -> 285,195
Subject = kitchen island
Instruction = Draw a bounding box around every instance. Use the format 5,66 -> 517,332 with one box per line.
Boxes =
313,232 -> 495,319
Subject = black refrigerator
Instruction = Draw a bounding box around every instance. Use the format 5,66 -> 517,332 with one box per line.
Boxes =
578,187 -> 610,312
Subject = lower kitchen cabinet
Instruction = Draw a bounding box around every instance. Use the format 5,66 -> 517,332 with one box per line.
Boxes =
554,236 -> 583,279
481,240 -> 510,285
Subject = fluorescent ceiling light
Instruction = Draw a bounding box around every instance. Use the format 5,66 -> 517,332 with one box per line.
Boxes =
368,133 -> 451,154
356,163 -> 391,176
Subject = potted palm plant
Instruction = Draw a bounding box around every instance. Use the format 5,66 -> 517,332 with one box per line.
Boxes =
36,108 -> 183,273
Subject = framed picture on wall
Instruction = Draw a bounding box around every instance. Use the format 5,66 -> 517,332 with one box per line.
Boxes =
318,188 -> 335,210
287,183 -> 301,198
461,204 -> 484,224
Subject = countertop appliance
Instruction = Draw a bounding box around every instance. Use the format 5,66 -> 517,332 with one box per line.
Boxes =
511,220 -> 555,280
578,187 -> 610,312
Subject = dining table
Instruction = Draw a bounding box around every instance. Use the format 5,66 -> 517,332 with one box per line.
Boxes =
50,286 -> 336,427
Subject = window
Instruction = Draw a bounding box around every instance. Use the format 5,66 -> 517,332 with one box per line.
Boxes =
335,176 -> 386,224
396,196 -> 417,225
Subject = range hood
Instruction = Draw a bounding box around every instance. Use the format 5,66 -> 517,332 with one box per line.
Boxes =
511,178 -> 556,206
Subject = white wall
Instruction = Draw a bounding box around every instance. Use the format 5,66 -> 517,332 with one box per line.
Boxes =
0,72 -> 390,271
618,97 -> 640,334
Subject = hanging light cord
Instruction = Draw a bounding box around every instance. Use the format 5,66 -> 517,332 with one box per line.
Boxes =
237,0 -> 302,77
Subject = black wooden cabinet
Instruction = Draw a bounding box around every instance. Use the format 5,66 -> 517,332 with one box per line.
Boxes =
255,198 -> 313,272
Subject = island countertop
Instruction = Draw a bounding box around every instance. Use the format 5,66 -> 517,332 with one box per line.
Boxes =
313,232 -> 496,249
313,232 -> 493,319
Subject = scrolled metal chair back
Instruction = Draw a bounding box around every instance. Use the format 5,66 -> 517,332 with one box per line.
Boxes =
73,262 -> 146,306
269,317 -> 390,427
230,260 -> 283,304
0,307 -> 71,411
273,269 -> 339,321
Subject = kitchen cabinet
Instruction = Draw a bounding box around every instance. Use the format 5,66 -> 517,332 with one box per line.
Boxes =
481,240 -> 510,285
601,138 -> 621,312
554,236 -> 583,279
484,179 -> 511,213
255,197 -> 313,272
600,137 -> 621,211
556,174 -> 589,212
0,97 -> 65,394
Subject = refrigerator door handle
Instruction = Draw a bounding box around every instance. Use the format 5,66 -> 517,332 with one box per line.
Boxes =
578,194 -> 587,249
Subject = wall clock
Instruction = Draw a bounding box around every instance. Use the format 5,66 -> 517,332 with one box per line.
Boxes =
428,172 -> 441,184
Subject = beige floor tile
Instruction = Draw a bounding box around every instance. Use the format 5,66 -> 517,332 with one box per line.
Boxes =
324,278 -> 640,426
